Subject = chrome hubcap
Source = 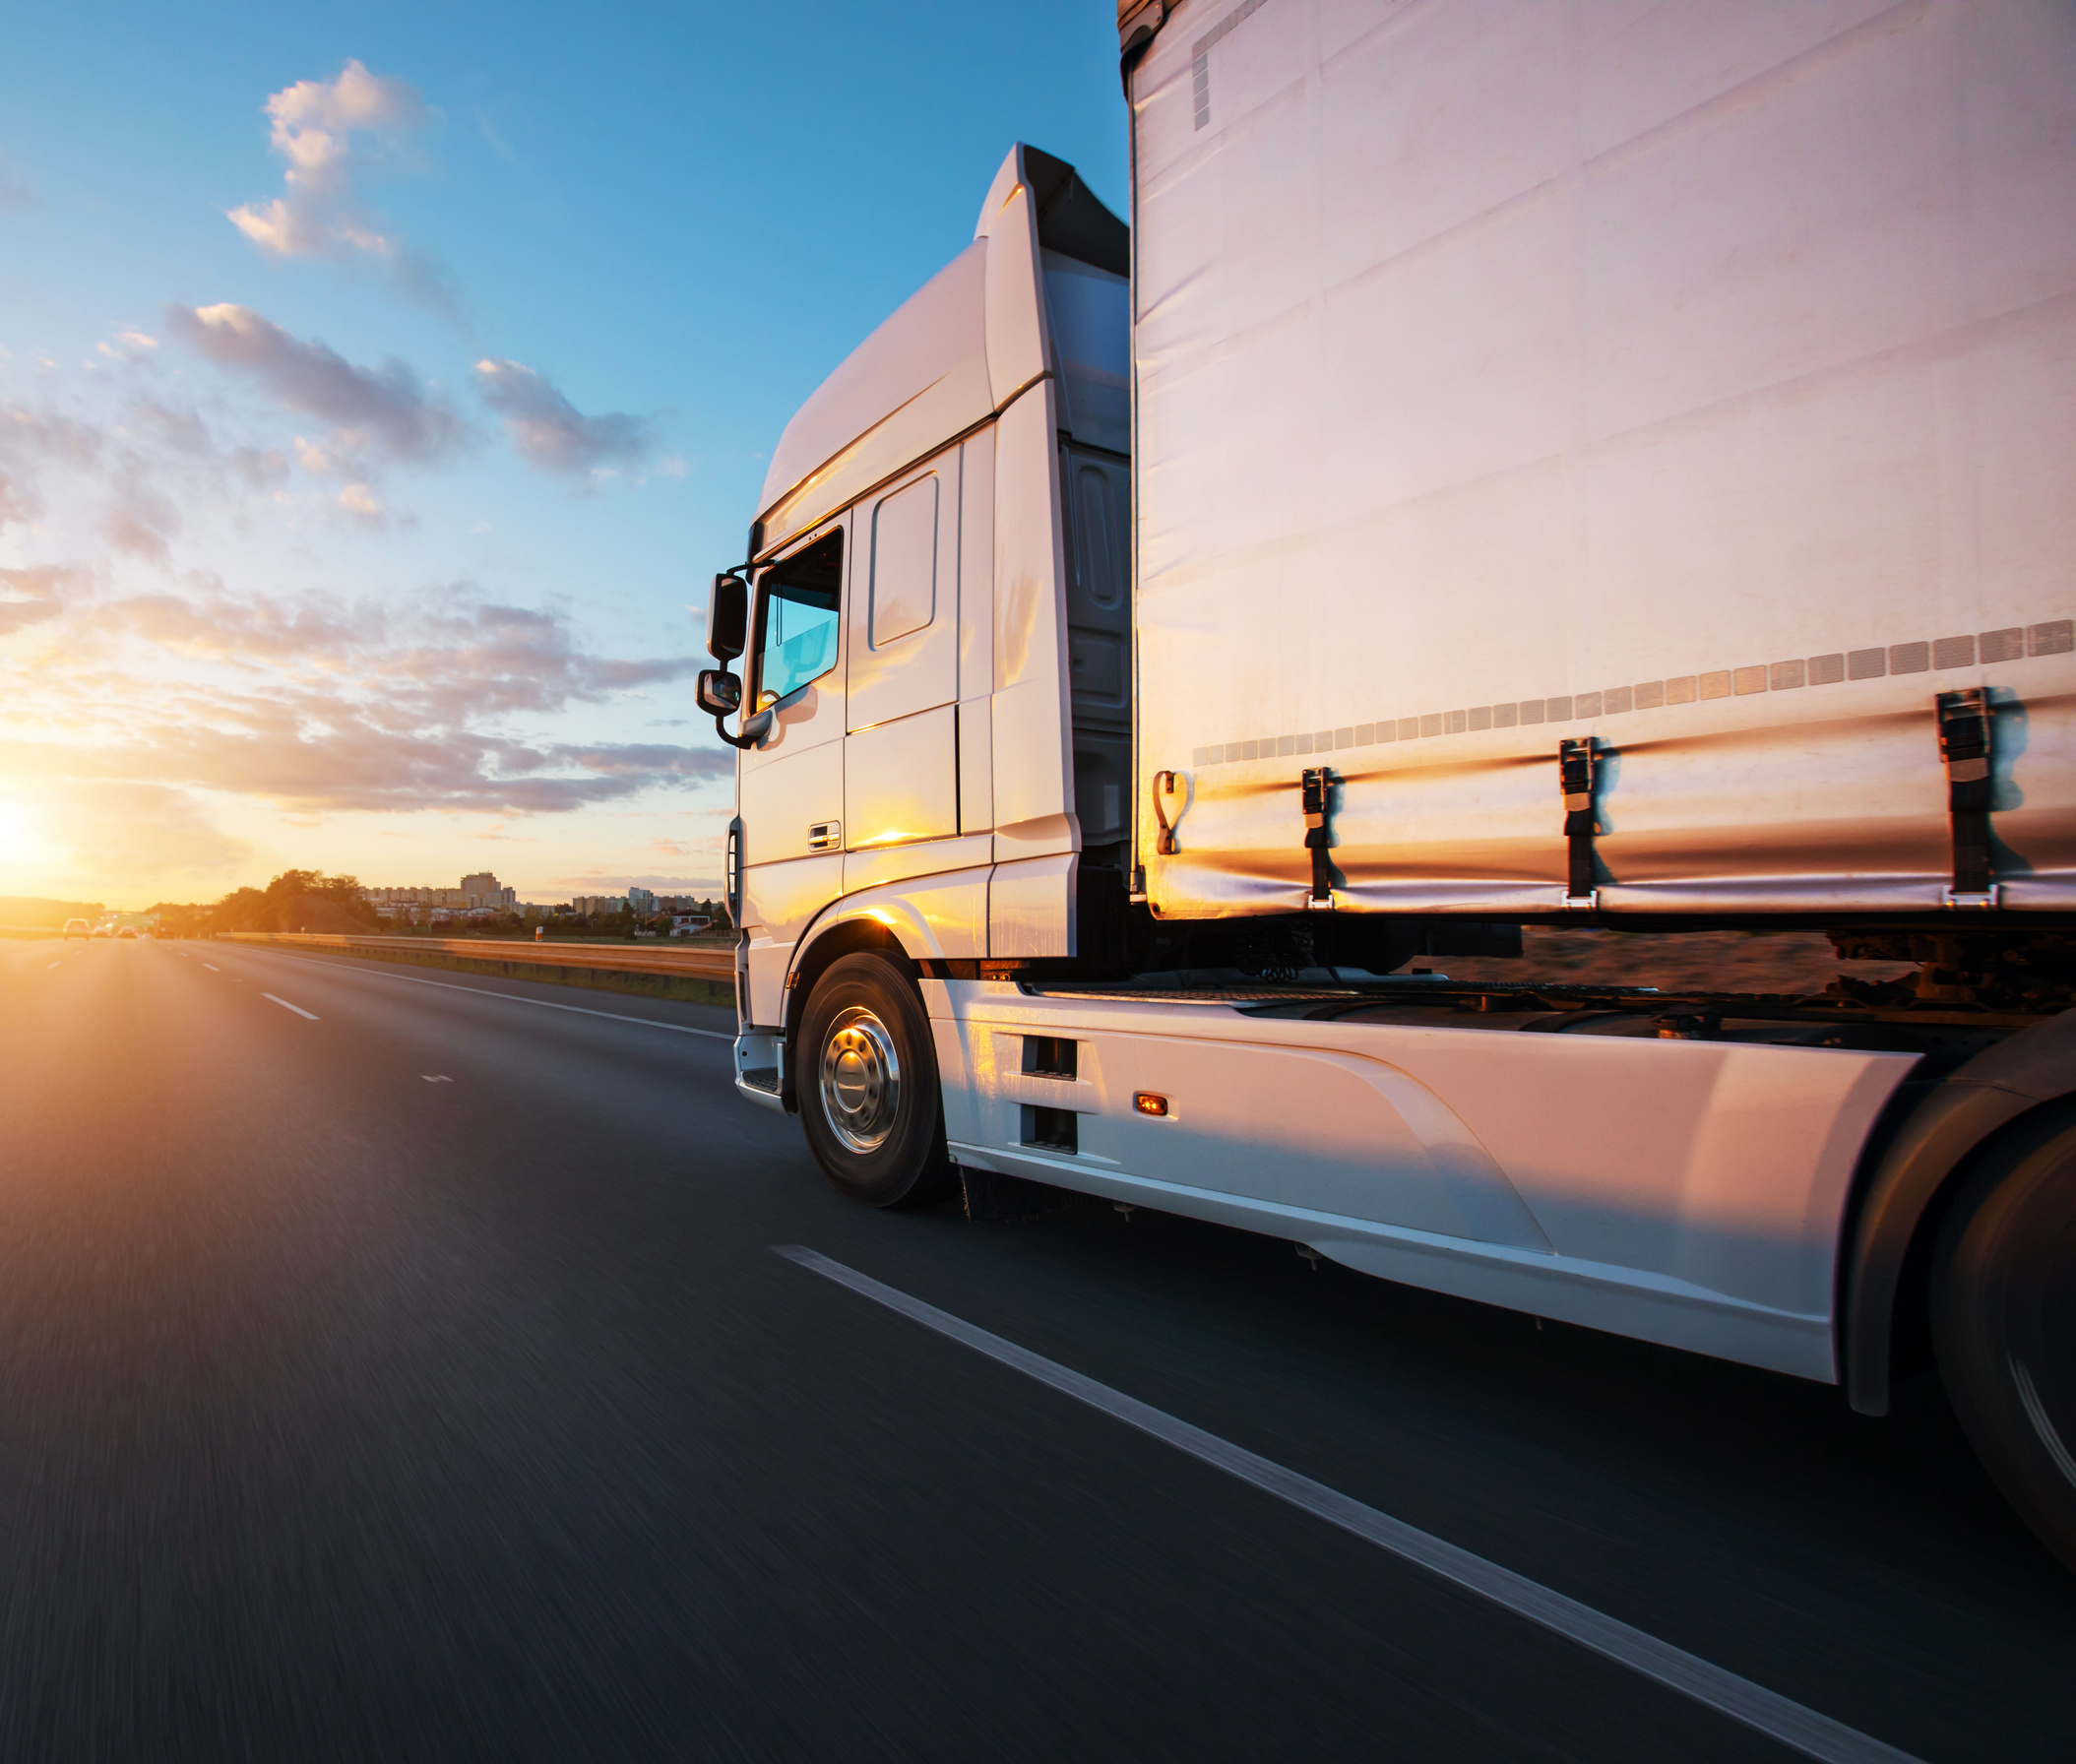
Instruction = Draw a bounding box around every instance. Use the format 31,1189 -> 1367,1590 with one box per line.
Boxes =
819,1006 -> 901,1154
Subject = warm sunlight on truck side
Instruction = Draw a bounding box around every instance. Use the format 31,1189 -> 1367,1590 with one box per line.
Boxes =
697,4 -> 2076,1575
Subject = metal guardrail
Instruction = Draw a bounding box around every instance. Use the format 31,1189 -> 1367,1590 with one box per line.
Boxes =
218,931 -> 736,980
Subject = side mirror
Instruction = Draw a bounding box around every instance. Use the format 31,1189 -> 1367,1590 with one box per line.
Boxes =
696,668 -> 741,717
707,573 -> 748,662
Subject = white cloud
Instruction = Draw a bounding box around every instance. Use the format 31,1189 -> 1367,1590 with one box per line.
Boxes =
227,59 -> 419,260
1,383 -> 299,567
225,60 -> 456,316
0,563 -> 81,636
102,471 -> 181,563
0,405 -> 102,528
338,482 -> 381,521
94,332 -> 158,363
169,303 -> 468,463
473,358 -> 656,480
2,585 -> 729,826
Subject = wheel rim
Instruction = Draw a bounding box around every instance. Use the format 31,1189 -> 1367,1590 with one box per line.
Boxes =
818,1005 -> 902,1155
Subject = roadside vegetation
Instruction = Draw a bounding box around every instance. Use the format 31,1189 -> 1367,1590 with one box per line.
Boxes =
143,871 -> 730,943
152,870 -> 381,938
0,896 -> 108,935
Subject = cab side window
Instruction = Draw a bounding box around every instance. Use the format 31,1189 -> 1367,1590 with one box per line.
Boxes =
870,475 -> 937,647
752,530 -> 843,708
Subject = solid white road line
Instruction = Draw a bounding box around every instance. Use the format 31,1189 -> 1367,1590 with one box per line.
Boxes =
243,949 -> 733,1039
773,1244 -> 1920,1764
262,993 -> 318,1021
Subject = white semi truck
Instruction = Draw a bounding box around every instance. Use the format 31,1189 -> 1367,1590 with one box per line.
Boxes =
697,1 -> 2076,1568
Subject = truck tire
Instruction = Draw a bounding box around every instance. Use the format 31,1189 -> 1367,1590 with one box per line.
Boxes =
1931,1106 -> 2076,1572
796,952 -> 954,1209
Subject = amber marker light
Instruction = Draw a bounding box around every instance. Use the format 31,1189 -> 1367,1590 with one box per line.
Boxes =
1133,1093 -> 1169,1117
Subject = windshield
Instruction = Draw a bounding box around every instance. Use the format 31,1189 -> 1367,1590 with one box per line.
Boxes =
752,529 -> 843,708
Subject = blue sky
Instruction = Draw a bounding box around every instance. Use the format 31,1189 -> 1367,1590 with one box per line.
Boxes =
0,2 -> 1128,906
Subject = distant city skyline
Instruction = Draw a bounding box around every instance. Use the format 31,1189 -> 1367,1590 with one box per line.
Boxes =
354,869 -> 716,921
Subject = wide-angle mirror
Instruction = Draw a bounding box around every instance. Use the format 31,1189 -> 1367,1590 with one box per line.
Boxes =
707,573 -> 748,662
695,668 -> 741,717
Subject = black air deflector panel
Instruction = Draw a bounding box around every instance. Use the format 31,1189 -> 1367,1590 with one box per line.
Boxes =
1023,145 -> 1130,278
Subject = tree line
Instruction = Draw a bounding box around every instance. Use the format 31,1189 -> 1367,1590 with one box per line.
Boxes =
152,870 -> 381,938
0,896 -> 108,928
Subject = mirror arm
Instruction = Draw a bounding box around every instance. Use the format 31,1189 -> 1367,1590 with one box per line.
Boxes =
714,708 -> 774,751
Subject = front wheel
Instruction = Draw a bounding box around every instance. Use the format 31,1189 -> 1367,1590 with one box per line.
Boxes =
1931,1106 -> 2076,1573
795,952 -> 953,1208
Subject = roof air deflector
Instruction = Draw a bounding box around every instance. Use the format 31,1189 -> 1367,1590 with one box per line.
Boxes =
1020,145 -> 1129,279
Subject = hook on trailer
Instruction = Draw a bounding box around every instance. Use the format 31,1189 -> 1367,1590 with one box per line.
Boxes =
1153,770 -> 1180,854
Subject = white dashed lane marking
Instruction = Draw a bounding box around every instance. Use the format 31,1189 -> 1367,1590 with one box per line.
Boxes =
775,1245 -> 1922,1764
421,1075 -> 452,1083
203,964 -> 219,972
262,993 -> 318,1021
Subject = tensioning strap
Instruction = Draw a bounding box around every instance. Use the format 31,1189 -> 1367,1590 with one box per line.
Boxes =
1558,738 -> 1598,907
1936,689 -> 1994,905
1301,767 -> 1334,905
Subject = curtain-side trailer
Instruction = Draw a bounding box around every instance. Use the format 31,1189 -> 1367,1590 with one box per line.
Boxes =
697,1 -> 2076,1569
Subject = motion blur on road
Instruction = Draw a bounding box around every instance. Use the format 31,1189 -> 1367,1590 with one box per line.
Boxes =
2,934 -> 2070,1762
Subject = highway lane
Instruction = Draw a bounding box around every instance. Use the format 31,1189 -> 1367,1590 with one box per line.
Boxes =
0,936 -> 2070,1761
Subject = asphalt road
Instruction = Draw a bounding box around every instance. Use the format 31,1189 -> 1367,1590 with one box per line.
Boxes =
1,936 -> 2069,1762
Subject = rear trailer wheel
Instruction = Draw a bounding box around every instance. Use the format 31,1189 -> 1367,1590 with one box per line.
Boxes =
1931,1108 -> 2076,1573
796,952 -> 953,1209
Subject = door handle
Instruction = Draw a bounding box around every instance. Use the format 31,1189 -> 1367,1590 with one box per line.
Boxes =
808,821 -> 842,850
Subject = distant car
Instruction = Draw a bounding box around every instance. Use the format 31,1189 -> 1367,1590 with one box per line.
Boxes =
63,918 -> 89,939
116,926 -> 137,939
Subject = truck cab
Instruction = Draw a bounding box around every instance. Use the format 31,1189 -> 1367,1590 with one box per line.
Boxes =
713,146 -> 1129,1100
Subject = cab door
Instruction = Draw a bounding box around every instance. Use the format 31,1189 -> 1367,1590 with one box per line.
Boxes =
845,453 -> 960,866
739,521 -> 847,1018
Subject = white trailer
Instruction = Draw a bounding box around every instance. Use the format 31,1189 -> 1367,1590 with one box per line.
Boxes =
698,1 -> 2076,1569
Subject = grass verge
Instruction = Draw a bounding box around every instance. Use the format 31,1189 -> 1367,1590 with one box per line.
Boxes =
305,942 -> 735,1008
